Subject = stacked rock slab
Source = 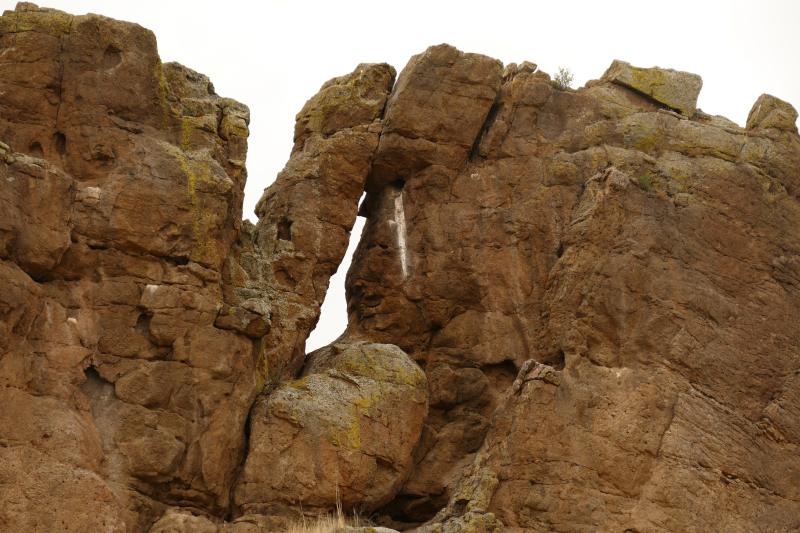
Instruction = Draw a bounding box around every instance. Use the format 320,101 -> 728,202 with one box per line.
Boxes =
0,3 -> 258,531
600,59 -> 703,116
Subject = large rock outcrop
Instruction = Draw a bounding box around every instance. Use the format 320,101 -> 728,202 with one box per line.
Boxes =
342,49 -> 800,532
0,3 -> 256,531
2,4 -> 800,533
225,62 -> 395,382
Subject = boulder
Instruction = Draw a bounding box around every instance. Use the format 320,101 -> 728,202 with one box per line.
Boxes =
148,509 -> 219,533
233,343 -> 428,518
746,93 -> 799,132
601,59 -> 703,116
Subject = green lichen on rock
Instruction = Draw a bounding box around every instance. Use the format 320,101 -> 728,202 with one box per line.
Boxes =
161,142 -> 234,268
294,63 -> 396,142
235,343 -> 428,515
0,3 -> 73,37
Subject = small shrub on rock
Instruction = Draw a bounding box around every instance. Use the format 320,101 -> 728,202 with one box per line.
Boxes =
550,67 -> 574,91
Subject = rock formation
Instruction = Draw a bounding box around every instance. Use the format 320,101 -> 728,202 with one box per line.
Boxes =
2,3 -> 800,533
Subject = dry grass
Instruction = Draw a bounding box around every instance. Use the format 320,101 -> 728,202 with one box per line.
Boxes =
287,511 -> 347,533
287,492 -> 361,533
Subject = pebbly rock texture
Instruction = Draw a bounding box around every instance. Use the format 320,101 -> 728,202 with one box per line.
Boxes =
233,343 -> 428,519
3,4 -> 800,532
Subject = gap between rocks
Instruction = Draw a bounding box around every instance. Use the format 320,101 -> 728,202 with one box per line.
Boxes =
305,193 -> 367,353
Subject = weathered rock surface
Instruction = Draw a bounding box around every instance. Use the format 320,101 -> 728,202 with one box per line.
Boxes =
746,93 -> 799,132
226,62 -> 395,382
366,44 -> 502,194
0,3 -> 258,531
601,59 -> 703,116
233,343 -> 428,518
343,46 -> 800,531
3,4 -> 800,533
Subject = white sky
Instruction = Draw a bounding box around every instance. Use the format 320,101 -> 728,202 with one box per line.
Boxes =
18,0 -> 800,351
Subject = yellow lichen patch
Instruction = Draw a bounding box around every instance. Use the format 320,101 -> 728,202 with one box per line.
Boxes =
546,158 -> 579,185
2,6 -> 73,37
628,66 -> 667,97
268,397 -> 305,428
180,119 -> 193,151
325,382 -> 383,451
335,344 -> 426,389
161,142 -> 223,268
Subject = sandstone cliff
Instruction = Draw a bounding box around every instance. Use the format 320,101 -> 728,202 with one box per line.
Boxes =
1,3 -> 799,533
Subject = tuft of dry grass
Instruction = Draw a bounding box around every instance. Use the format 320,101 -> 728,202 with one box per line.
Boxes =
287,512 -> 347,533
287,490 -> 361,533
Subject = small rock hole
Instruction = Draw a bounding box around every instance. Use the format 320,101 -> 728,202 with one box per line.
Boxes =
29,141 -> 44,159
102,45 -> 122,69
483,360 -> 519,392
277,219 -> 293,241
553,349 -> 566,371
54,133 -> 66,156
556,243 -> 564,258
134,313 -> 151,335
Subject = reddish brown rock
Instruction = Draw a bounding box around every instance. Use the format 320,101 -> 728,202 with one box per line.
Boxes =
225,62 -> 395,382
0,3 -> 257,531
343,54 -> 800,531
366,44 -> 502,194
3,5 -> 800,532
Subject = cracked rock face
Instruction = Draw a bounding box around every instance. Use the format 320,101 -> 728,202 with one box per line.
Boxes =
341,47 -> 800,531
2,4 -> 800,533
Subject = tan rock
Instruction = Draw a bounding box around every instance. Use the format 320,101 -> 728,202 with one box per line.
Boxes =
149,508 -> 220,533
233,343 -> 428,518
746,93 -> 799,132
0,154 -> 73,278
601,59 -> 703,116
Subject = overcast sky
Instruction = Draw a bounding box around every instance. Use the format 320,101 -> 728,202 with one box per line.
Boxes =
21,0 -> 800,351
